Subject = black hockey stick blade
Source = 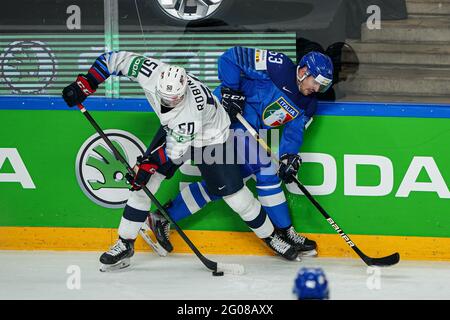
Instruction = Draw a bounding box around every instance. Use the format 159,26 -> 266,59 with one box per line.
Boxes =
364,252 -> 400,267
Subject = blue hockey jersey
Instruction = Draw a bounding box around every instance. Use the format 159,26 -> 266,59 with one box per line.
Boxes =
213,46 -> 317,156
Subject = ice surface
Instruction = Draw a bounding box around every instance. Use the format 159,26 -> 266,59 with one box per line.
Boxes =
0,250 -> 448,300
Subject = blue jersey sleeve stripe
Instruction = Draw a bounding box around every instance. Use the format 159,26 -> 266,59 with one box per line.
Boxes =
92,65 -> 109,79
94,59 -> 110,75
97,55 -> 108,67
92,66 -> 108,80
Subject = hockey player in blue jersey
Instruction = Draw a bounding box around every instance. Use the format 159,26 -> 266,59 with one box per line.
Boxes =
148,47 -> 334,259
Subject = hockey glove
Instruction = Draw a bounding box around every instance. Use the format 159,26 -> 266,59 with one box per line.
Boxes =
221,87 -> 246,122
278,154 -> 302,184
125,156 -> 159,191
62,74 -> 98,107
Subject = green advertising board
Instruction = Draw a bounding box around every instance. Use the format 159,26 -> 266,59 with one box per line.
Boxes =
1,108 -> 449,239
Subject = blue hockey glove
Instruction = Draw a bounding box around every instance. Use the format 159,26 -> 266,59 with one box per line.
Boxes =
278,154 -> 302,184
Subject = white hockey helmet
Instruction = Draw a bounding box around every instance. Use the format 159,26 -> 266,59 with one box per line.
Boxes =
156,64 -> 188,108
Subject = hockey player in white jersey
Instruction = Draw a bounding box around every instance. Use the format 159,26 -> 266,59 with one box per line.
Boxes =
62,51 -> 299,271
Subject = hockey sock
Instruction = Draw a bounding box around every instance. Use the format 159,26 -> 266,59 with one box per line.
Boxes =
256,182 -> 292,229
168,181 -> 219,222
223,186 -> 274,238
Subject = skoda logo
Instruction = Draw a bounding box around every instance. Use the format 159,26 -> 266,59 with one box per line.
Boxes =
0,40 -> 57,94
75,130 -> 146,208
157,0 -> 223,21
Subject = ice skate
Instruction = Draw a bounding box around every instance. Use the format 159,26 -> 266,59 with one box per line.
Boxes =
140,222 -> 168,257
147,202 -> 173,253
280,226 -> 318,257
99,237 -> 135,272
263,231 -> 300,261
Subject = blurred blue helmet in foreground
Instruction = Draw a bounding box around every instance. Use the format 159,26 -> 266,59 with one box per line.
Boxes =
293,267 -> 329,300
297,52 -> 334,93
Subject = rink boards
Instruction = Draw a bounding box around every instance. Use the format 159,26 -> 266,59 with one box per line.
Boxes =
0,97 -> 449,260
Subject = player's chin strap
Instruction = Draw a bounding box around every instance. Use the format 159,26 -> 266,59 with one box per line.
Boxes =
236,113 -> 400,267
76,103 -> 245,276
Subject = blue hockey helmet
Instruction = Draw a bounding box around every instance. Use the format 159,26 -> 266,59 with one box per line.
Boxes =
293,267 -> 329,300
297,52 -> 334,93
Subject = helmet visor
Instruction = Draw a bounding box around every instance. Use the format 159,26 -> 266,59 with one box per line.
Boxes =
297,66 -> 333,93
313,74 -> 333,93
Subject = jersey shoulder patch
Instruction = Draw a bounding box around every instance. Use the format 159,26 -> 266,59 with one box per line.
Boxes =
128,56 -> 160,78
127,55 -> 146,77
254,49 -> 268,70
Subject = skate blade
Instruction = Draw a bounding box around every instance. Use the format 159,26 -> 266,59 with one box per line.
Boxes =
276,254 -> 302,262
300,249 -> 318,257
141,222 -> 150,232
99,258 -> 130,272
139,229 -> 168,257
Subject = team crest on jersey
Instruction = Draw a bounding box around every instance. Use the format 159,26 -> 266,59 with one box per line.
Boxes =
262,97 -> 299,127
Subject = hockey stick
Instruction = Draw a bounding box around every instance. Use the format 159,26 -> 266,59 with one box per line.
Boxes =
236,113 -> 400,267
75,103 -> 245,275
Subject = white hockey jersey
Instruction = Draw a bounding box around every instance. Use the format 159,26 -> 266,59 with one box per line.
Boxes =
100,51 -> 230,160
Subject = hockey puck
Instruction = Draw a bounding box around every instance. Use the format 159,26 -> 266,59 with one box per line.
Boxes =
212,271 -> 224,276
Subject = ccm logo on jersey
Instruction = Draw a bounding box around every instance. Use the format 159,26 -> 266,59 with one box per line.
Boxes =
254,49 -> 267,70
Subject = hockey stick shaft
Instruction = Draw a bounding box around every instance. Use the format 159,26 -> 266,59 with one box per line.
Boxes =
76,103 -> 220,271
236,113 -> 399,266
